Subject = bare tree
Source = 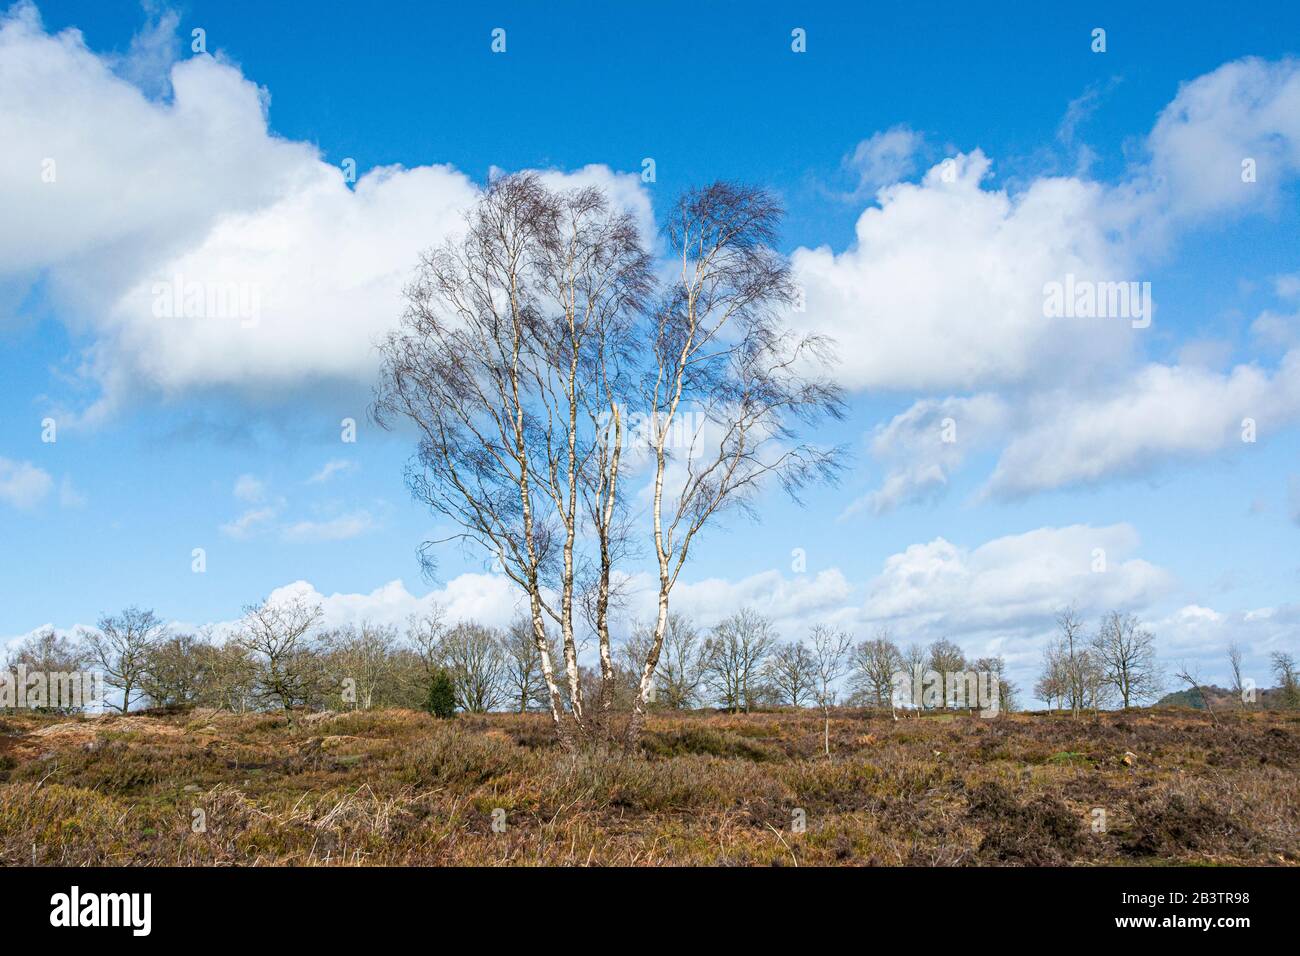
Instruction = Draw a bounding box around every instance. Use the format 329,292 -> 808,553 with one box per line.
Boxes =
235,597 -> 324,711
1078,647 -> 1113,713
618,627 -> 655,702
1035,638 -> 1068,711
80,606 -> 167,713
1091,612 -> 1162,709
502,615 -> 550,713
702,608 -> 775,713
1227,642 -> 1248,710
1174,662 -> 1219,726
765,641 -> 814,707
407,608 -> 446,668
1272,651 -> 1299,708
973,655 -> 1017,714
900,642 -> 926,713
624,613 -> 705,710
7,627 -> 84,673
810,625 -> 853,756
141,632 -> 209,709
324,622 -> 400,710
1056,606 -> 1086,718
196,638 -> 257,712
652,613 -> 706,710
851,629 -> 903,715
626,183 -> 844,742
440,622 -> 506,713
374,175 -> 842,745
927,638 -> 966,709
374,174 -> 651,745
6,627 -> 87,714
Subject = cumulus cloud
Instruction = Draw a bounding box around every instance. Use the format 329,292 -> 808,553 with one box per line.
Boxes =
797,57 -> 1300,506
9,523 -> 1258,696
600,523 -> 1180,690
849,339 -> 1300,505
0,458 -> 53,509
859,523 -> 1173,632
839,523 -> 1179,684
2,574 -> 533,650
624,568 -> 853,632
1151,602 -> 1300,687
0,5 -> 648,420
797,55 -> 1300,395
256,574 -> 526,633
1135,57 -> 1300,232
7,4 -> 1299,529
985,350 -> 1300,496
793,149 -> 1132,393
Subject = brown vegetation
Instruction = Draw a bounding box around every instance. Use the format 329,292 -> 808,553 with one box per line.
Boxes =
1,706 -> 1296,866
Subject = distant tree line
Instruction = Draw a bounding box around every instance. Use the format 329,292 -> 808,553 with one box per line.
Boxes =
4,599 -> 1032,720
1034,607 -> 1298,713
7,598 -> 1289,718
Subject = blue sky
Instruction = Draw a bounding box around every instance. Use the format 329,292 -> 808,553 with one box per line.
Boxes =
2,0 -> 1298,696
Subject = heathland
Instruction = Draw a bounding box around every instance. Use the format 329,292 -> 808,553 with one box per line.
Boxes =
1,706 -> 1296,866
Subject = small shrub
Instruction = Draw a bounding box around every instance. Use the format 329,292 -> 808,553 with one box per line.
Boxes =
426,670 -> 457,719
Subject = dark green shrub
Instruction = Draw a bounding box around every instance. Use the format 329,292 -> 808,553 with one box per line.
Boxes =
425,670 -> 457,719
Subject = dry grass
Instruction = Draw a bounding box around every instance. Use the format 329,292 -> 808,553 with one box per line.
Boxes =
0,706 -> 1296,866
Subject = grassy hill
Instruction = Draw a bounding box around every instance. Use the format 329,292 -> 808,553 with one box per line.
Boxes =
1155,685 -> 1291,710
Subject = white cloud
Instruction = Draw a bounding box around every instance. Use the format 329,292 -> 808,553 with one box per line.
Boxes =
839,126 -> 923,199
1150,601 -> 1300,687
2,574 -> 535,649
0,457 -> 53,509
280,511 -> 375,542
985,350 -> 1300,496
6,6 -> 1299,514
859,523 -> 1173,633
793,149 -> 1133,393
598,524 -> 1178,692
1251,309 -> 1300,349
307,459 -> 355,483
850,393 -> 1009,515
630,568 -> 853,632
0,6 -> 649,420
1135,57 -> 1300,231
1251,273 -> 1300,349
794,57 -> 1300,505
219,506 -> 276,540
257,574 -> 526,632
